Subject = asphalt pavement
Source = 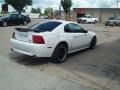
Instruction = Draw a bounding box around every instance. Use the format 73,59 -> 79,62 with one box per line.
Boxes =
0,19 -> 120,90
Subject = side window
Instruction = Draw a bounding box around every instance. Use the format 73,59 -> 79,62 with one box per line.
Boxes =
64,23 -> 85,33
11,14 -> 18,18
88,16 -> 91,18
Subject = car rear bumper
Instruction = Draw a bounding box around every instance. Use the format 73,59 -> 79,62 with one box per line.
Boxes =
10,39 -> 54,57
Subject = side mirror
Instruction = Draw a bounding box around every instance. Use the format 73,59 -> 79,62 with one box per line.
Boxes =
84,30 -> 88,33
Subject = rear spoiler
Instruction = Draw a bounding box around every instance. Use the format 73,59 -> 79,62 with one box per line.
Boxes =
15,28 -> 39,32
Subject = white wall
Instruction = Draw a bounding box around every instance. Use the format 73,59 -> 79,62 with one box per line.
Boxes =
22,13 -> 40,19
29,13 -> 40,19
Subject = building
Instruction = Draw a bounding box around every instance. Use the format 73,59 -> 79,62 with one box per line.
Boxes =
73,8 -> 120,23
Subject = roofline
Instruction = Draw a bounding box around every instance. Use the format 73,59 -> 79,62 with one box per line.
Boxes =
50,20 -> 76,24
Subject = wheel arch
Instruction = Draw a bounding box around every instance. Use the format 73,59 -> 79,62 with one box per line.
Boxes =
51,41 -> 69,63
56,41 -> 68,50
91,35 -> 97,41
52,41 -> 69,55
93,35 -> 97,38
89,35 -> 97,49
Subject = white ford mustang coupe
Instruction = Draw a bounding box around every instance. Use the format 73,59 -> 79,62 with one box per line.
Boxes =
10,20 -> 97,63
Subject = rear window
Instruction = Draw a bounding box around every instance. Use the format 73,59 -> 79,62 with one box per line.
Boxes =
29,21 -> 62,32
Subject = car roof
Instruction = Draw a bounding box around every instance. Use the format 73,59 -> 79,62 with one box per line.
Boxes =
32,20 -> 78,28
50,20 -> 77,24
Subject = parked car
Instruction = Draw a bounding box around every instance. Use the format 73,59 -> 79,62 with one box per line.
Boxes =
0,13 -> 31,27
115,17 -> 120,26
104,17 -> 118,26
10,20 -> 97,63
77,15 -> 98,24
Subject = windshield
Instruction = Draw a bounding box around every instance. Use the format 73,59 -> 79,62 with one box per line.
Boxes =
82,15 -> 87,18
29,21 -> 62,32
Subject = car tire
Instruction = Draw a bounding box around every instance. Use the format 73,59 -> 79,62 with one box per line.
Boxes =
77,21 -> 80,23
105,24 -> 107,26
94,20 -> 97,24
113,23 -> 116,26
3,21 -> 7,27
83,20 -> 87,24
23,21 -> 27,25
89,36 -> 97,49
51,44 -> 68,63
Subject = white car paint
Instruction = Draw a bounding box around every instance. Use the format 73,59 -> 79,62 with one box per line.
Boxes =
77,15 -> 98,23
10,20 -> 96,58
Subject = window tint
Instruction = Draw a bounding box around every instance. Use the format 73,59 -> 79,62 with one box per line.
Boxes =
88,16 -> 91,18
64,23 -> 85,33
29,21 -> 62,32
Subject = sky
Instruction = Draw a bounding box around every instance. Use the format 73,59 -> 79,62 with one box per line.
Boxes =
0,0 -> 120,12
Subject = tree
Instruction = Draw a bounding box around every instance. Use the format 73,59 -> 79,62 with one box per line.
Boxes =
6,0 -> 32,14
31,8 -> 41,14
37,8 -> 41,14
44,7 -> 53,18
61,0 -> 73,20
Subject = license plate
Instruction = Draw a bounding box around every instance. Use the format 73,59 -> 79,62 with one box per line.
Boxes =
17,32 -> 28,41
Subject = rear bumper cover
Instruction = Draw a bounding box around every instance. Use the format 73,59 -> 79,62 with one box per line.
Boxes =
10,39 -> 54,57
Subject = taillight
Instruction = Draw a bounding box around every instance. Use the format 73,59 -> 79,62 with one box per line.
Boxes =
32,35 -> 45,44
12,32 -> 15,38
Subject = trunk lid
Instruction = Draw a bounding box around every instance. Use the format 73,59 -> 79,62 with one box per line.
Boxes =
14,28 -> 40,43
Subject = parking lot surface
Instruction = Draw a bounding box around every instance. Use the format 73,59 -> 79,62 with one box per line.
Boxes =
0,19 -> 120,90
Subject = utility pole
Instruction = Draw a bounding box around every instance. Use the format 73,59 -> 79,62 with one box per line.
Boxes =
99,8 -> 102,23
116,0 -> 120,8
115,1 -> 120,17
59,4 -> 61,17
68,0 -> 70,20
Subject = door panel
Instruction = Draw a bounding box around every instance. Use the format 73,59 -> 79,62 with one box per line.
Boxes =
64,23 -> 90,51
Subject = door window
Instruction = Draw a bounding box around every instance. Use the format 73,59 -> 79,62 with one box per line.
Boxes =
64,23 -> 85,33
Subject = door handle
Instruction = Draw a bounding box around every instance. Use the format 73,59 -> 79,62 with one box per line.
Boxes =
73,36 -> 79,38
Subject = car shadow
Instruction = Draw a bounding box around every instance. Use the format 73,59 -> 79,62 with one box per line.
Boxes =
57,39 -> 120,81
8,39 -> 120,82
9,52 -> 49,66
